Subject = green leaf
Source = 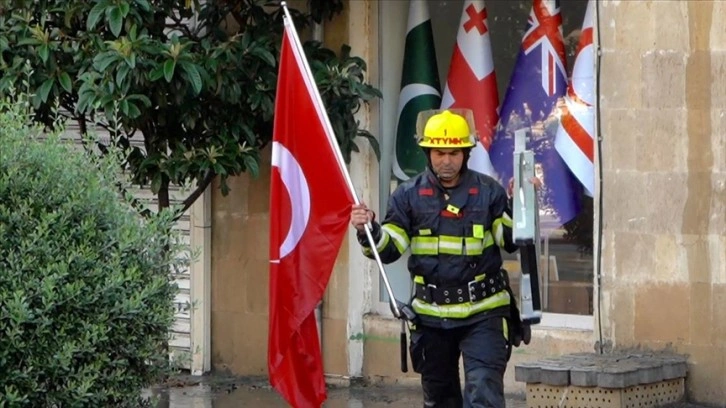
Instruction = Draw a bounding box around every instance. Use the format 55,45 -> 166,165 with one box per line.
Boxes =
93,52 -> 118,72
163,59 -> 175,82
127,94 -> 151,107
125,53 -> 136,69
128,24 -> 138,41
38,79 -> 54,102
87,3 -> 106,31
150,173 -> 162,194
243,155 -> 259,177
18,38 -> 41,46
358,131 -> 381,161
149,66 -> 164,82
180,62 -> 202,95
38,44 -> 49,63
119,1 -> 130,17
76,89 -> 95,114
134,0 -> 151,12
126,101 -> 141,118
250,46 -> 276,67
116,64 -> 130,85
58,72 -> 72,93
120,99 -> 129,116
108,7 -> 123,37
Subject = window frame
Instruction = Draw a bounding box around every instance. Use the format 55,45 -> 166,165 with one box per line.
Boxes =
370,0 -> 599,330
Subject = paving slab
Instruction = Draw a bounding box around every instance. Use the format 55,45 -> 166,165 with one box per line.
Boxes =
514,350 -> 689,388
145,372 -> 711,408
147,375 -> 528,408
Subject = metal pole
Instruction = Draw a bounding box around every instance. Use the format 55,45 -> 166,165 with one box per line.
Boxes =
280,2 -> 401,318
544,233 -> 550,310
311,16 -> 325,354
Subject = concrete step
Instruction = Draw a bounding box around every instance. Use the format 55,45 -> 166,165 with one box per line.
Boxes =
514,351 -> 688,408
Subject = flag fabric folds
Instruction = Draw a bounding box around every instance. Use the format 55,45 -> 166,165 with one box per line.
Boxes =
393,0 -> 442,181
441,0 -> 499,177
268,12 -> 354,408
489,0 -> 582,227
555,0 -> 595,196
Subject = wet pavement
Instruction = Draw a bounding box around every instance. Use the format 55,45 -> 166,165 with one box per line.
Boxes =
147,375 -> 711,408
148,375 -> 528,407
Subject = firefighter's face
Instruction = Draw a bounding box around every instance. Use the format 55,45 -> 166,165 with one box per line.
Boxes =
430,148 -> 464,182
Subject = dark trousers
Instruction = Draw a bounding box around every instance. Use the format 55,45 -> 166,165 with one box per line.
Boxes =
409,316 -> 509,408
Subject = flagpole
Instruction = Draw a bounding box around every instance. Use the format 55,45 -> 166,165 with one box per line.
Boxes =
280,2 -> 402,319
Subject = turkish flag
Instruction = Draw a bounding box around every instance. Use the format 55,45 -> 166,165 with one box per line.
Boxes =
268,14 -> 354,408
441,0 -> 499,177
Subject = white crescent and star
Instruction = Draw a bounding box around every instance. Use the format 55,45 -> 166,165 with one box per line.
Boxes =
270,141 -> 311,262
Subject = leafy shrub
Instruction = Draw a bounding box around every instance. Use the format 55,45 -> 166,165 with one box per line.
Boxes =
0,94 -> 182,407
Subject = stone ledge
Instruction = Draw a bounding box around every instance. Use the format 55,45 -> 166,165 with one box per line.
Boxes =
514,351 -> 688,388
515,351 -> 688,408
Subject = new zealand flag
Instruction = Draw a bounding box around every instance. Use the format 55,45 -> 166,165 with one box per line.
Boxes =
489,0 -> 582,228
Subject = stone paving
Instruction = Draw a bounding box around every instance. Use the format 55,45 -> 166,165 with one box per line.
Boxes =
150,376 -> 528,407
148,374 -> 712,407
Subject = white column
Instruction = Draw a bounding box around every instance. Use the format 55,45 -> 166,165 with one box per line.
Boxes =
190,185 -> 212,375
346,0 -> 379,379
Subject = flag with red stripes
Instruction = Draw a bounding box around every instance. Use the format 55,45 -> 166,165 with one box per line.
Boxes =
440,0 -> 498,177
555,0 -> 595,196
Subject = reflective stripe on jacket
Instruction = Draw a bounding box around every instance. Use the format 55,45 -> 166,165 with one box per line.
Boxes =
358,168 -> 518,320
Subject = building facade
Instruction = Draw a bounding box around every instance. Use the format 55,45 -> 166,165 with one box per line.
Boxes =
202,1 -> 726,405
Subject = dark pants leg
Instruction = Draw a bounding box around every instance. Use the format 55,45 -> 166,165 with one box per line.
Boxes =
409,326 -> 463,408
460,317 -> 509,408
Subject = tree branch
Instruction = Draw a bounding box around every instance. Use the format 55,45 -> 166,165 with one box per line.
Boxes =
165,13 -> 196,38
175,169 -> 216,221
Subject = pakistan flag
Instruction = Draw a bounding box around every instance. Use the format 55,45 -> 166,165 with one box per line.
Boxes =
392,0 -> 442,181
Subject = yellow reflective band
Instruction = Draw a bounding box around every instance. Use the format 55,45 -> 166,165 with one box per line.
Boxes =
415,274 -> 484,286
411,290 -> 511,319
464,238 -> 484,255
473,224 -> 485,239
419,228 -> 432,236
411,233 -> 494,256
382,223 -> 410,254
411,236 -> 438,255
492,218 -> 505,247
361,231 -> 390,257
438,235 -> 463,255
502,318 -> 509,341
501,212 -> 513,228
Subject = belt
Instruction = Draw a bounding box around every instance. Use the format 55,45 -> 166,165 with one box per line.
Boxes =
414,271 -> 507,305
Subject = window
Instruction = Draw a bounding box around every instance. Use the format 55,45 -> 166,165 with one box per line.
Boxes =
374,0 -> 594,323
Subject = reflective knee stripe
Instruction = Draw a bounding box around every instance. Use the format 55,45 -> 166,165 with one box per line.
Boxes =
492,213 -> 512,248
382,223 -> 410,254
410,232 -> 494,256
502,318 -> 509,342
411,290 -> 511,319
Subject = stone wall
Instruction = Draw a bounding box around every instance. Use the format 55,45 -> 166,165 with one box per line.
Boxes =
209,0 -> 376,379
598,1 -> 726,404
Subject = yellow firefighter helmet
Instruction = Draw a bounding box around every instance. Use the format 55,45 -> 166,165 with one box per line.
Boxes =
415,109 -> 478,149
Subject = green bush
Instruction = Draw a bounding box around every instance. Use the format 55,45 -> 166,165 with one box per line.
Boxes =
0,94 -> 182,407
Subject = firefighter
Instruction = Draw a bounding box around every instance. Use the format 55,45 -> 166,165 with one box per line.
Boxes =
351,109 -> 530,408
